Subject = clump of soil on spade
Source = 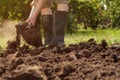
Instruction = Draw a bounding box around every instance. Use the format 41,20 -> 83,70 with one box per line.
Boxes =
0,38 -> 120,80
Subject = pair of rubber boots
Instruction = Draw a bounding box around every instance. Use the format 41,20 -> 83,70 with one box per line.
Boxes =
42,11 -> 68,48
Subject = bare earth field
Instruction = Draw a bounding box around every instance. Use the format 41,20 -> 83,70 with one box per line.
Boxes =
0,38 -> 120,80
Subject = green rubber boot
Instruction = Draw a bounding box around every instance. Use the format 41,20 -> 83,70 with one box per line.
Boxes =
50,11 -> 68,48
42,15 -> 53,46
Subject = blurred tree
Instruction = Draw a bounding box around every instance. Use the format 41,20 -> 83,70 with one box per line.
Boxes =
68,0 -> 102,32
109,0 -> 120,27
0,0 -> 31,20
0,0 -> 120,33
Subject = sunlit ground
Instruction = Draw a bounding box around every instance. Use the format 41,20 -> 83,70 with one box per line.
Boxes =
0,20 -> 17,48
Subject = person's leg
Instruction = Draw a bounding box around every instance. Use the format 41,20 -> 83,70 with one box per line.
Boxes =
57,3 -> 69,11
40,0 -> 54,46
51,0 -> 69,47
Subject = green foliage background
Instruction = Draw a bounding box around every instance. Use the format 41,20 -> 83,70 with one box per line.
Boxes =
0,0 -> 120,33
0,0 -> 32,20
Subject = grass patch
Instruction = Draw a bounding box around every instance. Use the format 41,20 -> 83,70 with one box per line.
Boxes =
65,28 -> 120,46
0,28 -> 120,49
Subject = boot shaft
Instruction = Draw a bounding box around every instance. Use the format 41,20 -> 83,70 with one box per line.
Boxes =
50,11 -> 68,48
53,11 -> 68,43
42,15 -> 53,46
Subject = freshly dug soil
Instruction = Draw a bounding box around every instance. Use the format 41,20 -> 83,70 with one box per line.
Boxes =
0,38 -> 120,80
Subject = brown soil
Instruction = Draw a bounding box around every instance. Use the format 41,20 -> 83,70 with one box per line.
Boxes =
0,38 -> 120,80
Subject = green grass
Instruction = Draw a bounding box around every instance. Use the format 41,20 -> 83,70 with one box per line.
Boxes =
1,28 -> 120,49
65,28 -> 120,46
